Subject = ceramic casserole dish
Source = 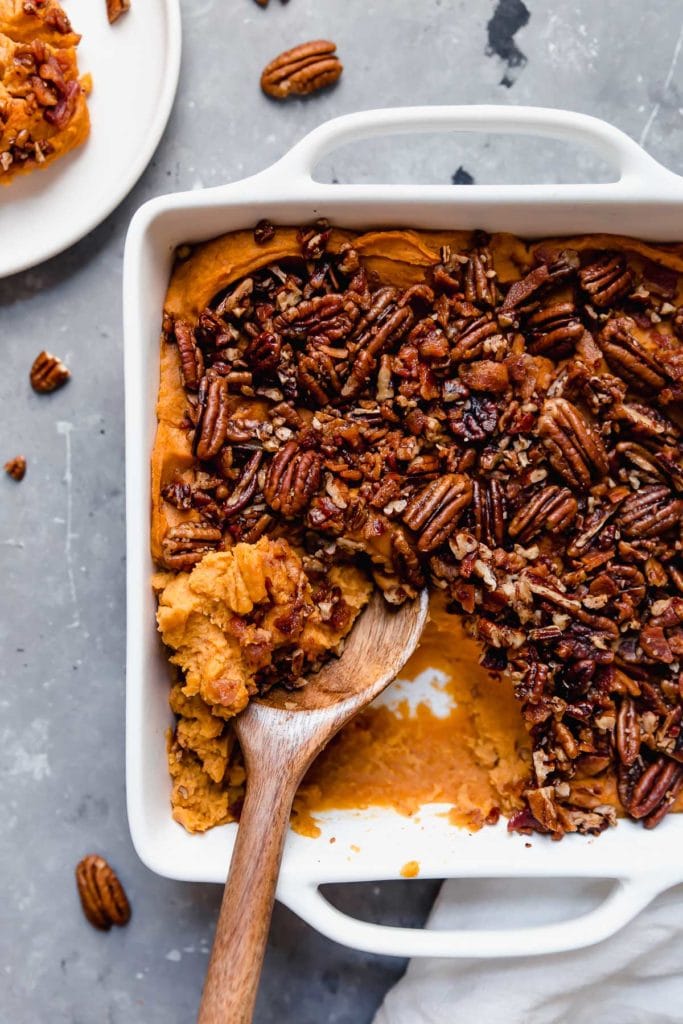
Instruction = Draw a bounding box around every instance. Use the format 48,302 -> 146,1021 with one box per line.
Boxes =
124,105 -> 683,959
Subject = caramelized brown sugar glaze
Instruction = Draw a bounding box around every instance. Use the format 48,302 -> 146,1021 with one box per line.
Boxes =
155,226 -> 683,838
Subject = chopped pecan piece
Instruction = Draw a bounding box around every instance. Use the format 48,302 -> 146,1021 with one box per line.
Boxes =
579,253 -> 634,308
30,350 -> 70,393
508,485 -> 578,543
538,397 -> 608,489
619,485 -> 681,539
4,455 -> 26,481
403,474 -> 473,552
459,359 -> 509,393
194,376 -> 229,460
598,318 -> 667,394
75,855 -> 131,930
253,219 -> 276,244
106,0 -> 130,23
261,40 -> 343,99
263,441 -> 322,517
162,522 -> 222,569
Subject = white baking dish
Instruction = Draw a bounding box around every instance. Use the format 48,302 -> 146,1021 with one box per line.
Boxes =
124,106 -> 683,959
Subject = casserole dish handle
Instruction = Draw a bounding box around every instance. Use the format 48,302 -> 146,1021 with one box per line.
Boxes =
259,105 -> 680,194
278,871 -> 668,958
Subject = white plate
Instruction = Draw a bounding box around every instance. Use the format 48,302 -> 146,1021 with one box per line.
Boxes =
0,0 -> 181,278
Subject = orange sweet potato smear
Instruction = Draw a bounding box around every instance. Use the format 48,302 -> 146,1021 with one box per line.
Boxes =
292,598 -> 531,836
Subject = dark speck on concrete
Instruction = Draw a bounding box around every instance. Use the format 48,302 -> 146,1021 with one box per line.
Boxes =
486,0 -> 530,87
322,969 -> 340,994
451,165 -> 475,185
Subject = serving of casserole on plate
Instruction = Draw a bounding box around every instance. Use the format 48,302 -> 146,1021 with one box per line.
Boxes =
125,106 -> 683,958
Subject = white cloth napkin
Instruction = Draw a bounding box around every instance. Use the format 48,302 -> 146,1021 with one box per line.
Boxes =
373,879 -> 683,1024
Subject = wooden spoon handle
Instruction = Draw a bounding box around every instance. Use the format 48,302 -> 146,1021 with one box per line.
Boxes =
197,764 -> 299,1024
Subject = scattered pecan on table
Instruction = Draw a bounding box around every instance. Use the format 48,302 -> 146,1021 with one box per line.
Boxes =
161,225 -> 683,838
4,455 -> 26,481
75,854 -> 131,931
29,350 -> 70,392
261,40 -> 342,99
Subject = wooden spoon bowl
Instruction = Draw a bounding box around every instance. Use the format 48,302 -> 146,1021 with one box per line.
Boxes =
198,588 -> 429,1024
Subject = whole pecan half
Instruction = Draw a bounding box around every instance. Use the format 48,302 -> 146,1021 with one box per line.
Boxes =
619,484 -> 681,539
538,397 -> 608,489
598,318 -> 667,394
579,253 -> 633,308
194,376 -> 229,460
527,302 -> 583,357
263,441 -> 322,517
403,473 -> 473,552
472,478 -> 506,547
30,350 -> 70,393
4,455 -> 26,481
244,331 -> 282,374
508,484 -> 578,543
629,756 -> 683,820
615,697 -> 640,766
223,451 -> 263,517
449,316 -> 500,362
161,522 -> 222,569
75,854 -> 131,931
341,290 -> 412,399
261,40 -> 343,99
463,245 -> 498,309
174,320 -> 204,391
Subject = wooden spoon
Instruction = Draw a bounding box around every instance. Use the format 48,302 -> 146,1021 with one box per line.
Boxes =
197,588 -> 429,1024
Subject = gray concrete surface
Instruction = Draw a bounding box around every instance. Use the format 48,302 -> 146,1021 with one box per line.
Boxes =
1,1 -> 682,1021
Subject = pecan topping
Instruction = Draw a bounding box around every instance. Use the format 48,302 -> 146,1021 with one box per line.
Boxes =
30,350 -> 70,393
106,0 -> 130,23
75,855 -> 131,931
162,522 -> 222,569
579,253 -> 633,308
598,318 -> 667,394
263,442 -> 322,517
403,474 -> 473,552
261,40 -> 343,99
157,221 -> 683,838
174,320 -> 204,391
508,485 -> 577,543
619,485 -> 681,539
194,376 -> 229,460
4,455 -> 26,481
538,398 -> 608,489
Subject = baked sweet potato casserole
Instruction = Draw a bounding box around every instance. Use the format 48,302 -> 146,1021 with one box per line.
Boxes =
152,222 -> 683,838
